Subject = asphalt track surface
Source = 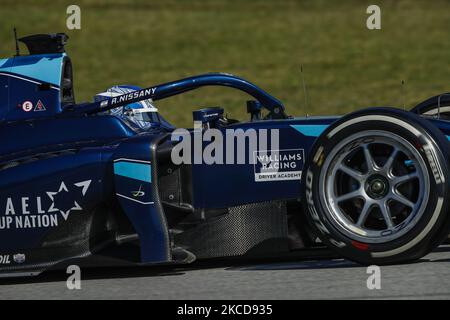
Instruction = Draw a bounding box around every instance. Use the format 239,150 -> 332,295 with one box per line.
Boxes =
1,245 -> 450,300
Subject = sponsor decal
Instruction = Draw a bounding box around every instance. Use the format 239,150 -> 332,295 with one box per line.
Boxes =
110,87 -> 157,106
0,180 -> 91,230
0,253 -> 26,265
253,149 -> 304,182
47,181 -> 91,220
423,144 -> 444,184
100,100 -> 109,108
313,146 -> 324,166
22,101 -> 33,112
131,185 -> 145,198
34,100 -> 46,112
0,255 -> 11,265
13,253 -> 26,264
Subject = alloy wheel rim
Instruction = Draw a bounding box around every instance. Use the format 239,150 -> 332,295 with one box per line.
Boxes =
319,131 -> 430,244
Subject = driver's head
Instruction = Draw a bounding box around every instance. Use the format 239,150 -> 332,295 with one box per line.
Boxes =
94,85 -> 159,129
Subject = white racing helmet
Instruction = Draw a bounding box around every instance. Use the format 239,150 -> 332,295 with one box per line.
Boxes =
94,85 -> 160,130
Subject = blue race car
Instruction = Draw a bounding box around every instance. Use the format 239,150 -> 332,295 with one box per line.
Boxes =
1,33 -> 450,277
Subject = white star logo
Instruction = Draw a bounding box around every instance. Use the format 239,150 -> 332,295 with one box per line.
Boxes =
46,180 -> 92,221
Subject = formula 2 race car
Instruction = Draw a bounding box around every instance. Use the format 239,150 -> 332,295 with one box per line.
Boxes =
1,33 -> 450,277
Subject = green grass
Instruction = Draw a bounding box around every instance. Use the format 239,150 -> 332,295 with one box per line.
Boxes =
0,0 -> 449,126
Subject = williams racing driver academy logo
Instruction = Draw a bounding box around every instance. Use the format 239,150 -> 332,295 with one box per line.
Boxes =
0,180 -> 91,230
253,149 -> 304,182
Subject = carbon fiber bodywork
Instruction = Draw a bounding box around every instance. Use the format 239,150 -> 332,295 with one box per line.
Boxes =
174,201 -> 289,259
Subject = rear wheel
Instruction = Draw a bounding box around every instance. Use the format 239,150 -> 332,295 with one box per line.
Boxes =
411,93 -> 450,119
302,108 -> 450,264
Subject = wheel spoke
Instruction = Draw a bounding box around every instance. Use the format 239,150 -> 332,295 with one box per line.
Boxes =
392,172 -> 418,186
383,148 -> 399,173
337,164 -> 364,181
379,200 -> 394,229
336,189 -> 361,203
363,145 -> 377,173
356,201 -> 372,226
390,192 -> 415,208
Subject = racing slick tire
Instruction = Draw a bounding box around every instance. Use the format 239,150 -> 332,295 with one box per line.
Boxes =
411,92 -> 450,119
301,107 -> 450,265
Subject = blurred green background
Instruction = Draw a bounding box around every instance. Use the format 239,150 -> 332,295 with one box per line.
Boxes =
0,0 -> 449,126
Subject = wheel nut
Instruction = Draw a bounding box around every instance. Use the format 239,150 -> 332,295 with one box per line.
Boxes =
371,181 -> 384,193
